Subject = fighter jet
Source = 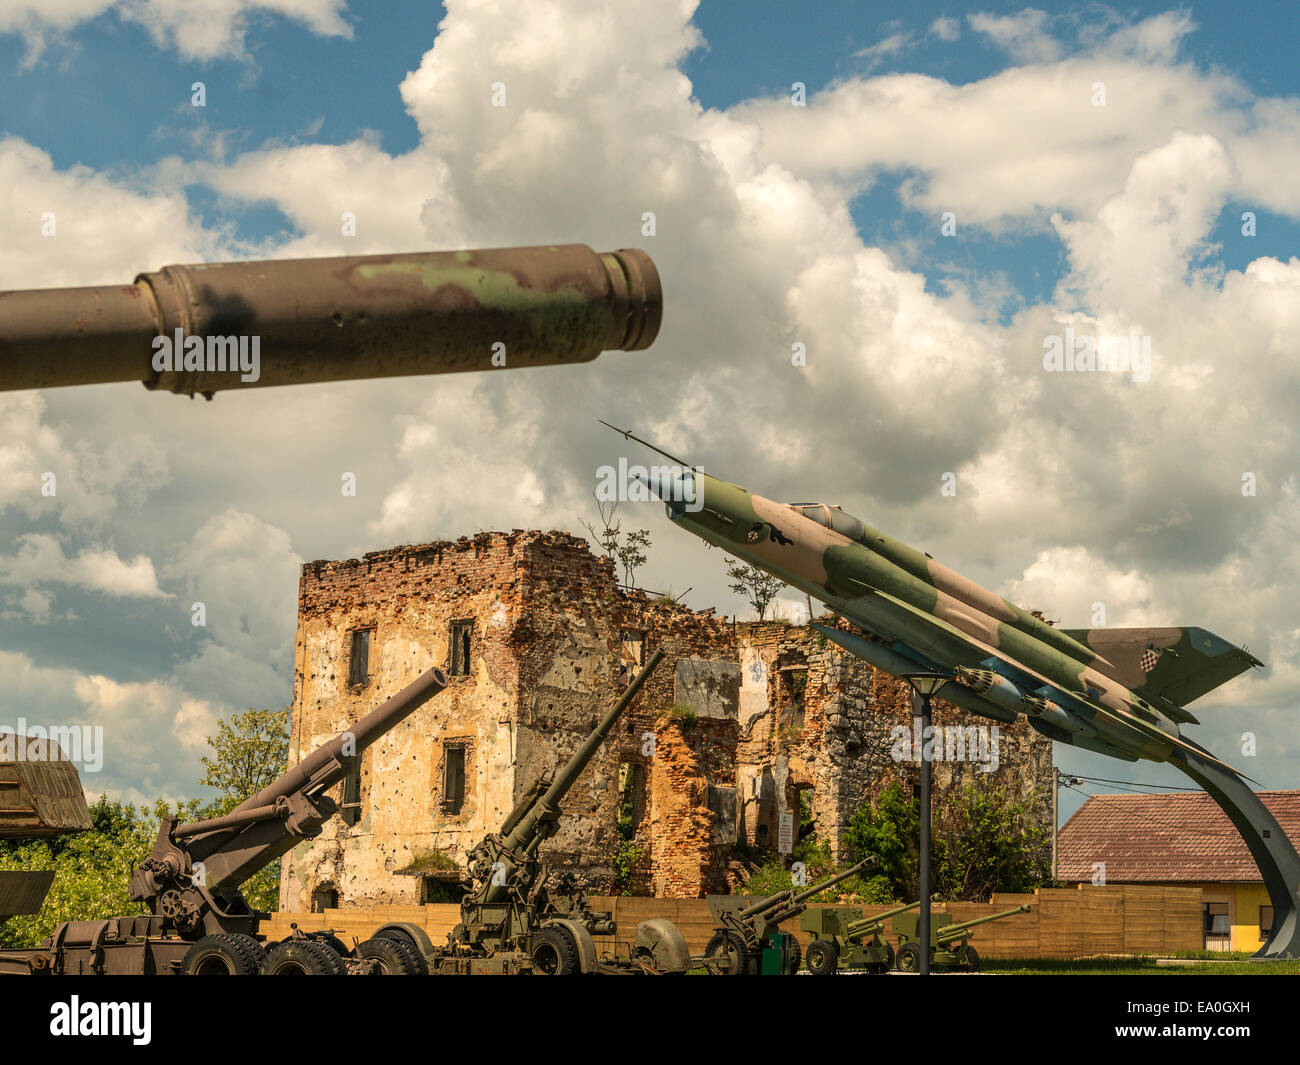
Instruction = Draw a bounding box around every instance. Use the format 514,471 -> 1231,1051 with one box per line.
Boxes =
604,421 -> 1300,957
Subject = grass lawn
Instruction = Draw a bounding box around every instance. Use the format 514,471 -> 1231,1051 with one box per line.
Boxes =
984,955 -> 1300,975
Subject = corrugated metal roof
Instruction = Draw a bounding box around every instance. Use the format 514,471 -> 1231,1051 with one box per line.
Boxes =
1058,789 -> 1300,882
0,735 -> 93,837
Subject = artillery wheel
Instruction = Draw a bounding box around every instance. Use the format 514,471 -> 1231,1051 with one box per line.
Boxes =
704,931 -> 754,976
963,946 -> 980,973
786,938 -> 802,976
895,942 -> 922,973
804,939 -> 839,976
263,939 -> 348,975
531,927 -> 580,975
181,934 -> 260,975
356,936 -> 422,975
223,933 -> 268,972
310,932 -> 352,959
374,926 -> 430,975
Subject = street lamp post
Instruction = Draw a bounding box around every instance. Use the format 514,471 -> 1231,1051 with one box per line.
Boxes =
904,671 -> 950,976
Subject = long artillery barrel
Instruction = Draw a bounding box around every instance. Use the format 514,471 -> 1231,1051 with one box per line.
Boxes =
739,857 -> 875,924
500,648 -> 665,857
0,244 -> 661,396
936,903 -> 1031,941
845,899 -> 922,938
165,666 -> 448,889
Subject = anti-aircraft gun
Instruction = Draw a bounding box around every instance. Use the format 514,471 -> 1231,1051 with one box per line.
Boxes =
892,903 -> 1031,972
801,898 -> 925,974
0,244 -> 661,397
0,667 -> 448,976
430,648 -> 690,975
703,857 -> 876,975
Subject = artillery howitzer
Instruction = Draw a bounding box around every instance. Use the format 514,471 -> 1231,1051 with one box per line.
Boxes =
0,244 -> 660,397
892,903 -> 1031,972
430,648 -> 690,975
0,667 -> 449,975
801,898 -> 926,974
703,857 -> 875,975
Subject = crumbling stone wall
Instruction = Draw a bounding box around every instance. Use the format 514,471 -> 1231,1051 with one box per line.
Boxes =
734,620 -> 1054,871
281,530 -> 742,910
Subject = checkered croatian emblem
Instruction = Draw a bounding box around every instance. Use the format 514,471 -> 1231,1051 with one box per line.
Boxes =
1139,647 -> 1160,673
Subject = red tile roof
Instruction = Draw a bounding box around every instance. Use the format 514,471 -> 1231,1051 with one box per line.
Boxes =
1057,789 -> 1300,883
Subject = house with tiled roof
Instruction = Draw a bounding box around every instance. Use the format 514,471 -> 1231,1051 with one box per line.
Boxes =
1057,789 -> 1300,952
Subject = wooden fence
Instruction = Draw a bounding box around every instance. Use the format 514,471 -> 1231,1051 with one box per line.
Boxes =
262,883 -> 1202,959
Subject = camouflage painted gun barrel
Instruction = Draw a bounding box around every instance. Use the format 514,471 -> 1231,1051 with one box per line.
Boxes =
616,424 -> 1300,960
0,244 -> 660,396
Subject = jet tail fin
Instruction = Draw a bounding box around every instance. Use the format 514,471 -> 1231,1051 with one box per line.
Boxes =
1060,625 -> 1263,713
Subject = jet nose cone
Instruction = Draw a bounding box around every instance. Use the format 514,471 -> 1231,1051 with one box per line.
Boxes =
632,467 -> 697,514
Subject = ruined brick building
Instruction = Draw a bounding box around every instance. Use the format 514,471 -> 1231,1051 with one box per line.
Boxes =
279,530 -> 1053,911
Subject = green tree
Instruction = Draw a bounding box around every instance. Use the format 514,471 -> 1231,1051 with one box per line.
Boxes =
726,559 -> 786,621
842,780 -> 1049,903
198,708 -> 290,911
580,495 -> 653,588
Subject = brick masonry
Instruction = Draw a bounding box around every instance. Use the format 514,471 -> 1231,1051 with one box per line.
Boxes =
280,530 -> 1054,909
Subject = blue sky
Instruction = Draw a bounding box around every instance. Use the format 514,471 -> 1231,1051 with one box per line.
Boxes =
1,2 -> 1298,828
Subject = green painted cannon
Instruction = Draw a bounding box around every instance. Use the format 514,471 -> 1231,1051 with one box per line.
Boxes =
801,898 -> 924,974
892,903 -> 1031,972
703,858 -> 875,975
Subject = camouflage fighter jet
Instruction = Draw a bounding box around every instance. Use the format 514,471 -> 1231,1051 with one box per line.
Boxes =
604,422 -> 1300,958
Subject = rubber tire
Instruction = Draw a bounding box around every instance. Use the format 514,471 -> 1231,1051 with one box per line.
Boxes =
264,939 -> 347,975
312,932 -> 352,959
374,927 -> 430,976
181,934 -> 260,975
704,931 -> 754,976
224,933 -> 268,973
356,936 -> 421,975
964,945 -> 980,973
896,942 -> 922,973
531,927 -> 580,975
805,939 -> 839,976
787,938 -> 802,976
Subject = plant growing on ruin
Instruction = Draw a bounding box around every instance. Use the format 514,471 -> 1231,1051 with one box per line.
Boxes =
580,494 -> 653,588
725,558 -> 786,621
658,702 -> 698,730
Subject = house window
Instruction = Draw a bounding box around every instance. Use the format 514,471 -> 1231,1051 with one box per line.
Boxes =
1203,901 -> 1231,951
442,743 -> 467,812
348,628 -> 373,687
1260,906 -> 1274,938
312,886 -> 338,912
341,762 -> 362,827
618,761 -> 646,833
449,620 -> 473,677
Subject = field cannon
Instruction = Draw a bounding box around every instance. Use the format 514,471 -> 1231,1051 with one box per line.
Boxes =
703,857 -> 875,975
801,898 -> 925,974
892,903 -> 1031,972
0,666 -> 448,975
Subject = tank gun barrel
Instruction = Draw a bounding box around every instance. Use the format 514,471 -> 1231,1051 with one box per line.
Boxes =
0,244 -> 661,396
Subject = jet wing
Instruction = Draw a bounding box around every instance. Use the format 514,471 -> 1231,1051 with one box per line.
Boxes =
844,585 -> 1255,780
